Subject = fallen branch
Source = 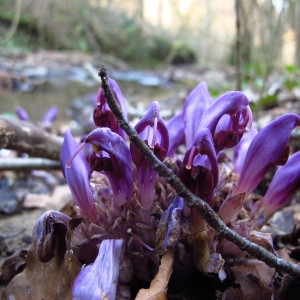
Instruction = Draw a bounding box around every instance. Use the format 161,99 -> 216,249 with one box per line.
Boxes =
99,67 -> 300,277
0,157 -> 60,171
0,117 -> 63,161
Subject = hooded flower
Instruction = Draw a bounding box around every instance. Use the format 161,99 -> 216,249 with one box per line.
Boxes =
130,101 -> 169,210
233,113 -> 300,197
261,151 -> 300,220
183,81 -> 212,148
234,126 -> 258,174
166,111 -> 185,157
72,239 -> 124,300
199,91 -> 251,152
166,82 -> 212,156
85,127 -> 134,207
33,210 -> 71,262
93,78 -> 127,140
61,130 -> 97,222
178,128 -> 218,204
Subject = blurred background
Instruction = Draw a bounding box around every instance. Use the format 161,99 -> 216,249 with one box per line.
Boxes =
1,0 -> 299,67
0,0 -> 300,128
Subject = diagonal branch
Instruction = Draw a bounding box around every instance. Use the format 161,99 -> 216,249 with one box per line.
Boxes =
98,67 -> 300,277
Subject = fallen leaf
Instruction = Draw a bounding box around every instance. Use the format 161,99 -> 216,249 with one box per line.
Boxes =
0,250 -> 27,285
249,230 -> 276,254
224,258 -> 275,300
135,249 -> 174,300
2,243 -> 81,300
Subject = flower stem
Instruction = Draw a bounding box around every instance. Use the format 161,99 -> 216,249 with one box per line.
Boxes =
98,67 -> 300,277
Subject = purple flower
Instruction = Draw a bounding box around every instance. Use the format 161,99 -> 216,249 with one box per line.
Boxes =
233,113 -> 300,197
15,106 -> 29,121
42,106 -> 58,129
199,91 -> 251,152
93,78 -> 127,140
85,127 -> 134,207
130,101 -> 169,210
166,82 -> 212,157
262,151 -> 300,219
72,239 -> 124,300
178,128 -> 218,204
166,112 -> 185,157
234,126 -> 258,173
183,82 -> 212,148
33,210 -> 71,262
61,130 -> 97,222
156,196 -> 184,253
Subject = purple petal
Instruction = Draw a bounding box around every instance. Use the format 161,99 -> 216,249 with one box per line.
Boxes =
61,130 -> 97,221
166,112 -> 185,157
15,106 -> 29,121
42,106 -> 58,128
178,128 -> 218,204
131,101 -> 169,210
135,158 -> 157,210
234,126 -> 258,173
233,113 -> 300,196
183,82 -> 212,148
93,78 -> 127,139
262,151 -> 300,219
73,239 -> 124,300
85,127 -> 133,207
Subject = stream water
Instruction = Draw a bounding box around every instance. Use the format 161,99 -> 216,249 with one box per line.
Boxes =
1,71 -> 177,131
0,50 -> 236,131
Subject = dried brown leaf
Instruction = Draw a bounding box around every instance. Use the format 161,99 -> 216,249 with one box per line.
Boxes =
0,250 -> 27,285
249,230 -> 276,254
218,193 -> 245,224
2,243 -> 81,300
135,249 -> 174,300
224,259 -> 275,300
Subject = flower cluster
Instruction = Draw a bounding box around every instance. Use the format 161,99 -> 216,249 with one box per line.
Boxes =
32,77 -> 300,299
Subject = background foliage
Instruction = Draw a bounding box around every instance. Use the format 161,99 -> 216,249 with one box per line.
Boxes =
1,0 -> 300,75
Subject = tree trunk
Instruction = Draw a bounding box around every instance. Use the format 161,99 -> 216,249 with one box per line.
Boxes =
295,0 -> 300,67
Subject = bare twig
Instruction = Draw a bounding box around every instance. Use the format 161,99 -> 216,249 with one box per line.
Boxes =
0,117 -> 63,161
99,67 -> 300,277
0,158 -> 60,171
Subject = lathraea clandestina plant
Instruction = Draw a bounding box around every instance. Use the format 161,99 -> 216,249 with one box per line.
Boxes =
5,75 -> 300,299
